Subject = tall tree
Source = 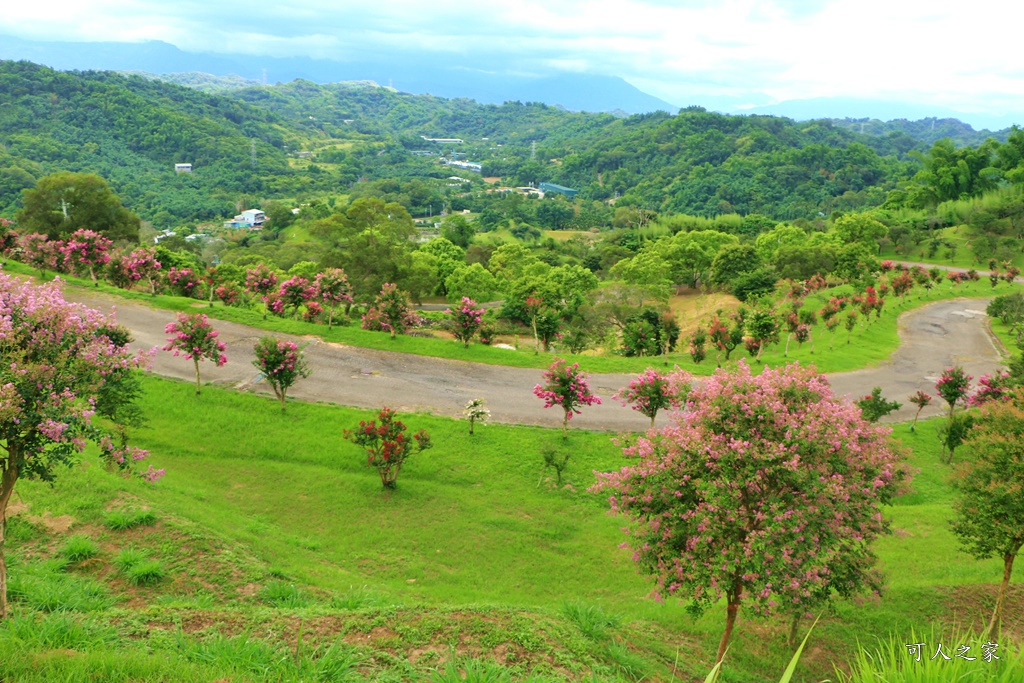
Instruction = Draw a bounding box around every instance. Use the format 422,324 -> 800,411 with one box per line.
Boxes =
950,396 -> 1024,639
592,362 -> 907,665
16,172 -> 141,241
0,275 -> 157,618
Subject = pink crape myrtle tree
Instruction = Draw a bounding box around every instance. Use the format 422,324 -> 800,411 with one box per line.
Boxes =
591,361 -> 908,666
18,233 -> 60,277
278,276 -> 315,319
0,274 -> 160,618
613,367 -> 691,428
343,407 -> 432,489
449,297 -> 486,347
313,268 -> 353,330
533,358 -> 602,439
61,229 -> 112,286
362,283 -> 421,339
244,263 -> 279,320
124,247 -> 162,294
163,313 -> 227,395
252,336 -> 310,412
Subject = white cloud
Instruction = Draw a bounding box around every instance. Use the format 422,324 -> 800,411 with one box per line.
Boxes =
2,0 -> 1023,116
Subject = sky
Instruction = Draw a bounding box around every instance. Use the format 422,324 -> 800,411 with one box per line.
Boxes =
3,0 -> 1024,120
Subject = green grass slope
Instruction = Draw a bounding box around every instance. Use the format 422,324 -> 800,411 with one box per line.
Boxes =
3,374 -> 1021,682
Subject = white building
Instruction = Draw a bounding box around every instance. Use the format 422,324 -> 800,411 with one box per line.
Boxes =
224,209 -> 266,229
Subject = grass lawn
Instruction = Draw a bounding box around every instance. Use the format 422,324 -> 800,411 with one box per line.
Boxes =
3,372 -> 1021,682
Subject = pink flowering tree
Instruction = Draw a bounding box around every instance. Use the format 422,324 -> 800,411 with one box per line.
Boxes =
343,407 -> 432,489
252,336 -> 310,412
61,229 -> 112,285
449,297 -> 486,347
278,276 -> 315,319
313,268 -> 353,330
125,247 -> 162,294
936,365 -> 972,418
591,361 -> 907,665
533,358 -> 602,439
0,274 -> 159,618
968,372 -> 1013,407
245,264 -> 279,319
908,390 -> 932,431
362,283 -> 420,339
18,233 -> 59,276
163,313 -> 227,395
167,266 -> 201,298
614,367 -> 691,428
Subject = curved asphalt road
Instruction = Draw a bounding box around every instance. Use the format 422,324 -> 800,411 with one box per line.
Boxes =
63,289 -> 1007,431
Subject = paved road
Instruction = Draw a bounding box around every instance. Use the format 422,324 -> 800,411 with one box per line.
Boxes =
64,289 -> 1007,431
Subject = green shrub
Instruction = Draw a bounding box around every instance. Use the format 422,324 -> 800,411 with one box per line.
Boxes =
60,534 -> 100,563
561,602 -> 620,641
6,564 -> 113,612
114,548 -> 165,585
259,580 -> 312,608
105,509 -> 157,531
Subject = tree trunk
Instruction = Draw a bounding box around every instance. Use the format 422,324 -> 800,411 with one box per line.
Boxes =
787,613 -> 801,649
987,550 -> 1017,639
327,307 -> 334,331
785,333 -> 791,357
650,414 -> 656,429
194,359 -> 201,395
532,315 -> 540,354
278,389 -> 287,413
562,412 -> 569,440
715,583 -> 742,665
0,459 -> 20,619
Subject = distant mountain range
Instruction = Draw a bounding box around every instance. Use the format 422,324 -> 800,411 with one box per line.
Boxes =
0,35 -> 677,116
735,97 -> 1021,134
1,34 -> 1021,132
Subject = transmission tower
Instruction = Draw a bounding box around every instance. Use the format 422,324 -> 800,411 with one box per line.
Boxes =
531,140 -> 537,161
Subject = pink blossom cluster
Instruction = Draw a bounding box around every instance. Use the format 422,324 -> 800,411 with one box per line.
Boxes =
448,297 -> 486,347
167,267 -> 201,298
0,274 -> 158,484
60,229 -> 112,281
935,366 -> 972,412
361,283 -> 421,337
533,358 -> 602,422
614,367 -> 690,426
278,276 -> 315,315
163,312 -> 228,366
244,263 -> 279,296
967,372 -> 1012,407
591,360 -> 907,620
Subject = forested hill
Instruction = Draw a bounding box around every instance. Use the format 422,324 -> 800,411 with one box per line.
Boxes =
827,117 -> 1013,148
0,60 -> 342,223
221,79 -> 926,219
3,60 -> 1007,226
